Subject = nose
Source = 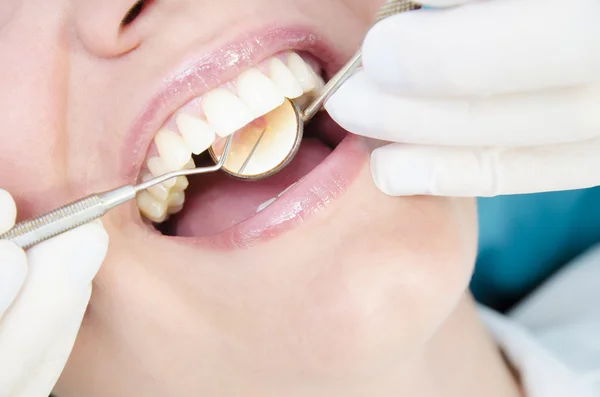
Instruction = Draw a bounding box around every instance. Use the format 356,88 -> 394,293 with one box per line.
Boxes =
73,0 -> 153,57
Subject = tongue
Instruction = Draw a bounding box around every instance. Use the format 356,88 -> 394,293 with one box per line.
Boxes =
173,139 -> 332,237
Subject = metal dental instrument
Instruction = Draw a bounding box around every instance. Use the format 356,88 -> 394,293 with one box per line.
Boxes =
208,98 -> 304,180
0,134 -> 236,249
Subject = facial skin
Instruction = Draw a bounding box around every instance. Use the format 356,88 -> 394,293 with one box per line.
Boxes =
0,1 -> 520,396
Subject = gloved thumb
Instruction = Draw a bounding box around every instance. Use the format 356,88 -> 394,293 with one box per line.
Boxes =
27,220 -> 109,285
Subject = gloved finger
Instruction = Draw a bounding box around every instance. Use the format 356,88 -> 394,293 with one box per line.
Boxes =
370,137 -> 600,197
0,221 -> 108,380
0,241 -> 27,320
8,288 -> 90,397
325,71 -> 600,146
364,0 -> 600,96
0,189 -> 17,234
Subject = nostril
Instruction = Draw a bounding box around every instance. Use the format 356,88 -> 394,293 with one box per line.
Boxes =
75,0 -> 153,57
121,0 -> 152,28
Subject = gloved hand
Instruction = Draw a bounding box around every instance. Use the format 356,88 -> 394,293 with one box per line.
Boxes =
0,189 -> 108,397
326,0 -> 600,196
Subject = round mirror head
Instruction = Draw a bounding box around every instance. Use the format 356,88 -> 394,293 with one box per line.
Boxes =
209,98 -> 303,180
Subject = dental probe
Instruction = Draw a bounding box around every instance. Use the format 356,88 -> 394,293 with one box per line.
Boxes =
0,134 -> 236,249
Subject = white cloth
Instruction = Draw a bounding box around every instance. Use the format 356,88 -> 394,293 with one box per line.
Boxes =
482,244 -> 600,396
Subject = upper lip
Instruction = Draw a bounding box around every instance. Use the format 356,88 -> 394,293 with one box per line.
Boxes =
121,25 -> 342,183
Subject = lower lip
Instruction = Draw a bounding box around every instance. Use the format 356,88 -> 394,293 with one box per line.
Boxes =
164,133 -> 368,250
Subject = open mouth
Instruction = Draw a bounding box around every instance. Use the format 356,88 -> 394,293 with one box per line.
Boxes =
135,49 -> 357,243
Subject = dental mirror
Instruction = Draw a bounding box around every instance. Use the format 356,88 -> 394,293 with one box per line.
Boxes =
209,98 -> 304,180
209,44 -> 357,182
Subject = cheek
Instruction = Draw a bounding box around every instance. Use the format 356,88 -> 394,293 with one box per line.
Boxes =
0,9 -> 70,216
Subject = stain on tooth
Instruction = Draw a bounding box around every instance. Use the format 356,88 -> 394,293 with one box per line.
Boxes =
201,88 -> 254,137
175,113 -> 216,155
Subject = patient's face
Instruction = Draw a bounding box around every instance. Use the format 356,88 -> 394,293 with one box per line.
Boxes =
1,1 -> 477,396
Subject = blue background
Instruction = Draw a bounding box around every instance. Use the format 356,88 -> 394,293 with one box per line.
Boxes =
471,187 -> 600,311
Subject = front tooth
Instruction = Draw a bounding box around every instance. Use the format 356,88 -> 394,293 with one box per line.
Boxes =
142,173 -> 170,201
269,58 -> 304,99
175,113 -> 216,155
287,53 -> 317,92
136,191 -> 168,223
147,157 -> 176,189
256,197 -> 277,213
201,88 -> 254,137
167,191 -> 185,215
154,129 -> 192,171
236,68 -> 285,118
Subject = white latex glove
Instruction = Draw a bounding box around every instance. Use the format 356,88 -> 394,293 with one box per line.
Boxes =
326,0 -> 600,196
0,189 -> 108,397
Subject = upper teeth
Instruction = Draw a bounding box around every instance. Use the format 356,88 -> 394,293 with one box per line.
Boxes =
175,114 -> 216,155
201,88 -> 256,138
136,51 -> 324,223
236,68 -> 286,119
